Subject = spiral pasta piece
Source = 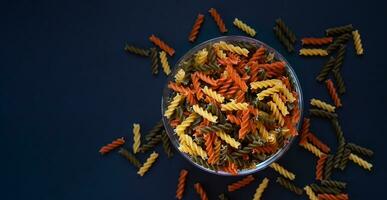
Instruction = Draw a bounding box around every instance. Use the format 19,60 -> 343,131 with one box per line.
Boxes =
238,109 -> 250,139
310,184 -> 341,194
161,131 -> 173,158
273,26 -> 294,52
310,108 -> 338,119
301,37 -> 333,46
208,8 -> 227,33
352,30 -> 364,55
164,94 -> 184,119
324,154 -> 334,179
304,186 -> 319,200
299,48 -> 328,56
250,79 -> 282,90
195,48 -> 208,67
233,18 -> 256,37
149,48 -> 159,75
306,133 -> 331,153
213,41 -> 249,57
276,177 -> 303,195
321,180 -> 347,189
316,56 -> 335,82
226,114 -> 241,125
178,142 -> 198,157
149,34 -> 175,56
181,133 -> 208,159
310,98 -> 336,113
175,112 -> 198,136
99,137 -> 125,155
175,169 -> 188,200
327,34 -> 351,54
318,193 -> 349,200
227,175 -> 255,192
137,151 -> 159,176
202,86 -> 225,103
174,69 -> 186,83
204,133 -> 215,164
118,148 -> 141,168
124,44 -> 150,57
248,46 -> 265,64
325,79 -> 342,107
332,69 -> 346,95
194,183 -> 209,200
221,101 -> 249,111
168,81 -> 192,95
326,24 -> 353,36
193,104 -> 218,123
300,141 -> 325,158
256,85 -> 281,100
215,131 -> 241,149
132,123 -> 141,154
140,134 -> 162,153
195,71 -> 218,86
189,14 -> 205,42
278,84 -> 296,102
316,154 -> 327,181
346,143 -> 373,157
225,65 -> 248,92
275,18 -> 296,44
272,93 -> 289,116
269,162 -> 296,180
159,51 -> 171,75
349,153 -> 372,171
252,178 -> 269,200
267,101 -> 285,126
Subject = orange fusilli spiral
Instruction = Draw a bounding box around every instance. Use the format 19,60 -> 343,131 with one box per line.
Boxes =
257,61 -> 285,77
168,81 -> 192,95
208,8 -> 227,33
253,145 -> 277,154
227,114 -> 241,125
212,136 -> 221,164
170,119 -> 181,128
316,154 -> 327,181
204,133 -> 216,164
318,193 -> 349,200
301,37 -> 333,46
191,73 -> 204,100
194,183 -> 209,200
195,71 -> 218,86
149,34 -> 175,56
176,169 -> 188,200
186,91 -> 198,106
325,79 -> 342,107
238,109 -> 250,139
225,85 -> 240,97
248,46 -> 266,65
300,118 -> 311,143
226,64 -> 248,92
227,175 -> 255,192
189,14 -> 205,42
306,133 -> 331,153
99,137 -> 125,155
236,90 -> 246,103
217,78 -> 233,96
223,162 -> 238,175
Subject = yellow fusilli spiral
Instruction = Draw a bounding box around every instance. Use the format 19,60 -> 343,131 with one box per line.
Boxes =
300,142 -> 325,158
310,98 -> 335,113
349,153 -> 372,171
164,94 -> 185,119
214,46 -> 226,59
252,177 -> 269,200
178,142 -> 198,157
272,93 -> 289,116
132,123 -> 141,154
233,18 -> 256,37
137,151 -> 159,176
278,84 -> 296,102
202,86 -> 225,103
215,131 -> 241,149
256,121 -> 270,142
159,51 -> 171,75
267,101 -> 285,126
257,85 -> 281,100
269,162 -> 296,180
352,30 -> 364,55
192,104 -> 218,123
304,186 -> 318,200
221,101 -> 249,111
250,79 -> 281,90
175,112 -> 198,136
180,134 -> 207,160
299,48 -> 328,56
174,69 -> 186,83
213,41 -> 249,57
194,48 -> 208,66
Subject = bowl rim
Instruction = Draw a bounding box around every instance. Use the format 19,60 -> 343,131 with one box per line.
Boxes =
161,35 -> 303,176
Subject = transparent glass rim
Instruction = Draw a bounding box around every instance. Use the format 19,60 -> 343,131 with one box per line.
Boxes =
161,36 -> 303,176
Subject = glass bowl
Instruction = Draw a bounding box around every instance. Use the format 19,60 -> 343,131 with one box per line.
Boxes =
161,36 -> 303,176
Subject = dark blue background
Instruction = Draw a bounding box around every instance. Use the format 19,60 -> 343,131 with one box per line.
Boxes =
1,0 -> 386,199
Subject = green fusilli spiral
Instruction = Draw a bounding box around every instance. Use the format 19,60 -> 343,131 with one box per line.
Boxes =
326,24 -> 353,36
200,123 -> 233,134
316,56 -> 335,82
118,148 -> 141,168
273,26 -> 294,52
309,109 -> 338,119
332,69 -> 346,95
124,44 -> 150,57
276,177 -> 303,195
346,142 -> 374,157
161,131 -> 174,158
324,154 -> 334,180
321,180 -> 347,189
310,183 -> 341,194
326,34 -> 351,54
275,18 -> 297,44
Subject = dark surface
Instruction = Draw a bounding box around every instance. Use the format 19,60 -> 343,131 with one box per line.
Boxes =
1,0 -> 386,199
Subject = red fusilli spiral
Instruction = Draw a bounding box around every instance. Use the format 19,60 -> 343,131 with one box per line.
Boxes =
191,73 -> 204,100
238,109 -> 250,139
188,14 -> 205,42
227,114 -> 241,125
168,81 -> 192,95
300,118 -> 311,144
226,65 -> 248,92
99,137 -> 125,155
307,132 -> 331,153
316,154 -> 327,181
195,71 -> 218,86
248,46 -> 266,65
216,78 -> 233,96
318,193 -> 349,200
208,8 -> 227,33
227,175 -> 255,192
149,34 -> 175,56
223,162 -> 238,175
253,145 -> 277,154
176,169 -> 188,200
325,79 -> 342,107
204,133 -> 215,164
194,183 -> 209,200
301,37 -> 333,46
